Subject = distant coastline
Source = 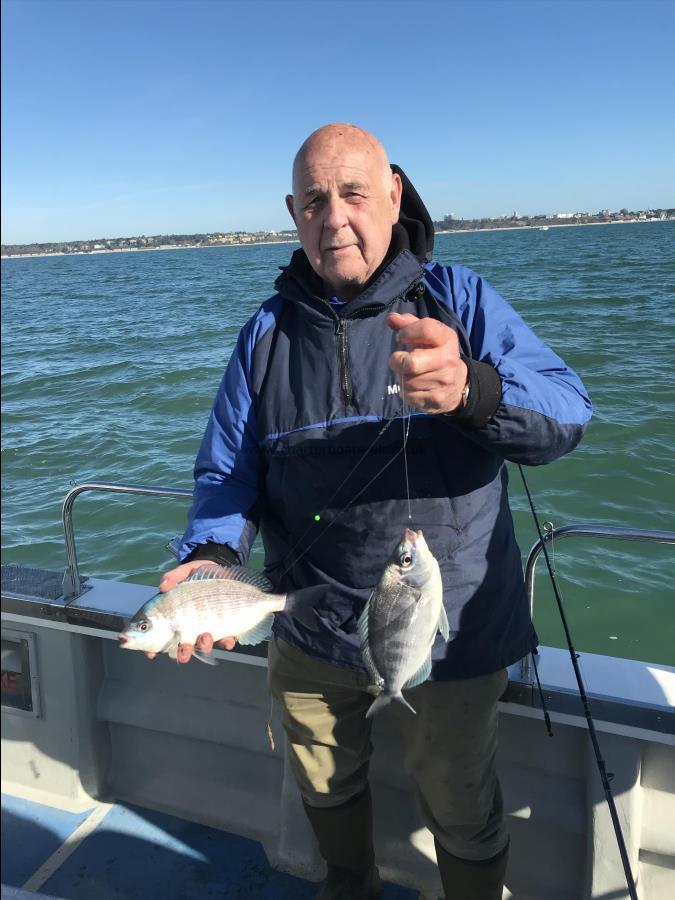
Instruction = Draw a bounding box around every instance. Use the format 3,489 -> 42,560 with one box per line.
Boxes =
2,215 -> 672,260
1,238 -> 301,260
436,217 -> 671,236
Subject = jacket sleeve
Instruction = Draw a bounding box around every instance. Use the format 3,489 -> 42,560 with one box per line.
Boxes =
426,264 -> 593,465
177,318 -> 263,564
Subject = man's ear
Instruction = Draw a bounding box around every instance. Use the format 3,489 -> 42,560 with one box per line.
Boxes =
285,194 -> 297,224
390,173 -> 403,224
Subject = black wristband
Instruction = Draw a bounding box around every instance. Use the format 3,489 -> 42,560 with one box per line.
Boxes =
444,355 -> 502,429
184,542 -> 239,567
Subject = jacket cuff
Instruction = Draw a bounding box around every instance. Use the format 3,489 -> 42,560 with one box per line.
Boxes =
447,357 -> 502,429
184,542 -> 239,567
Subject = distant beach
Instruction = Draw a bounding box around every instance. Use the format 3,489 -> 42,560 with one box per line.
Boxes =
435,217 -> 668,236
1,217 -> 670,260
1,238 -> 301,260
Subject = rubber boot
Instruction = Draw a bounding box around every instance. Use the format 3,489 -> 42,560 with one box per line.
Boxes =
302,787 -> 381,899
434,837 -> 509,900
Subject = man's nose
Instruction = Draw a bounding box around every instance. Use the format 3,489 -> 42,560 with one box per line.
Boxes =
323,196 -> 349,230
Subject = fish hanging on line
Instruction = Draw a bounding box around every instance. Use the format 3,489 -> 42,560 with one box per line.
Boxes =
118,564 -> 325,664
359,528 -> 450,717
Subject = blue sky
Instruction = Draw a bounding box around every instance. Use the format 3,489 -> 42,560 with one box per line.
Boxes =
2,0 -> 673,243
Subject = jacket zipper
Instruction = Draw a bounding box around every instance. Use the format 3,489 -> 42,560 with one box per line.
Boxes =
345,278 -> 424,321
335,317 -> 353,407
333,278 -> 424,409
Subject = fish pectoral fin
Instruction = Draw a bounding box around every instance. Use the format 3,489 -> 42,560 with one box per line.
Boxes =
403,655 -> 432,690
237,613 -> 275,646
438,604 -> 451,641
162,635 -> 181,660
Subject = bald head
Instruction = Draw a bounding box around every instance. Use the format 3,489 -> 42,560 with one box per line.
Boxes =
286,123 -> 402,300
292,124 -> 392,195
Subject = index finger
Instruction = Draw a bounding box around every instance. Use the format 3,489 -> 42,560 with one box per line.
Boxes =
387,313 -> 453,349
159,560 -> 219,593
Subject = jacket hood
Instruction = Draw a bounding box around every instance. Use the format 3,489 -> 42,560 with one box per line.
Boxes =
275,164 -> 434,304
392,163 -> 435,262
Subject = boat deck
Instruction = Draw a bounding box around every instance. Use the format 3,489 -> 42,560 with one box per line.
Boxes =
1,792 -> 417,900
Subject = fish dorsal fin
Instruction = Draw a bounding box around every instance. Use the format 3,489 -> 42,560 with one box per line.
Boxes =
438,604 -> 450,641
186,564 -> 274,592
362,641 -> 384,688
357,593 -> 373,644
357,594 -> 384,687
403,655 -> 432,690
237,613 -> 275,646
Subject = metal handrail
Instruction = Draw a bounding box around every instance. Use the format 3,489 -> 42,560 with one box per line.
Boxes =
521,523 -> 675,678
61,492 -> 675,648
62,481 -> 193,599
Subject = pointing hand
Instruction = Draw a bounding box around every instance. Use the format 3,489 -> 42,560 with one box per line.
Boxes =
387,313 -> 468,414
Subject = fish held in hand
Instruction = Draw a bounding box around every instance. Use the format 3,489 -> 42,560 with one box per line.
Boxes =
118,564 -> 324,664
359,529 -> 450,717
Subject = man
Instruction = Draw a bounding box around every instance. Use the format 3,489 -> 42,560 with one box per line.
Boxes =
156,124 -> 592,899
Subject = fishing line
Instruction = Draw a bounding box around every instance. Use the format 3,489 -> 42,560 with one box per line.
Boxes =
402,415 -> 413,522
280,350 -> 422,580
400,365 -> 413,521
278,328 -> 422,580
517,464 -> 638,900
278,412 -> 412,581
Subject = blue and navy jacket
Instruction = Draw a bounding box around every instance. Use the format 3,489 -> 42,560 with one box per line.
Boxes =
178,179 -> 592,680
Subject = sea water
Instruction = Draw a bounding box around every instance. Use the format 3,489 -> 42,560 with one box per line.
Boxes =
2,221 -> 673,665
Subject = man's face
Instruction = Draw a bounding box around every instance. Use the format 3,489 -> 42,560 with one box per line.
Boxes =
286,136 -> 402,300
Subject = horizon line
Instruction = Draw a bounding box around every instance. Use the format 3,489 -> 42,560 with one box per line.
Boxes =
3,204 -> 674,249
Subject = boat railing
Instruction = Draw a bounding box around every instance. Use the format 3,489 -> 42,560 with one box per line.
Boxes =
521,523 -> 675,677
61,482 -> 675,678
62,481 -> 193,599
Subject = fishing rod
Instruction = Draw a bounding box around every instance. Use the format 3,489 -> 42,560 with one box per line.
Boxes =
272,374 -> 639,895
517,464 -> 639,900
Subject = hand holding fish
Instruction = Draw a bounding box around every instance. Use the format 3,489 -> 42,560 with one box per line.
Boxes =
118,562 -> 326,665
387,313 -> 468,414
152,560 -> 237,663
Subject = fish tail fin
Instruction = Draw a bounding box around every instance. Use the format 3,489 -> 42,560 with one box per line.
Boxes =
366,691 -> 392,719
283,584 -> 328,632
395,692 -> 417,716
368,689 -> 417,718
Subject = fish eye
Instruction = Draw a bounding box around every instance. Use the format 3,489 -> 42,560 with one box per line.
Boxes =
399,552 -> 413,568
137,621 -> 149,633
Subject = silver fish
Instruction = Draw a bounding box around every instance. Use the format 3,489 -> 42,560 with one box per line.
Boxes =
118,564 -> 323,664
359,529 -> 449,717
